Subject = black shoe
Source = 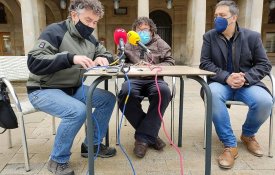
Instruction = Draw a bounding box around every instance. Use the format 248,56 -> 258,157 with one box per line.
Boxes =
150,137 -> 166,150
133,140 -> 149,158
81,143 -> 117,158
47,159 -> 75,175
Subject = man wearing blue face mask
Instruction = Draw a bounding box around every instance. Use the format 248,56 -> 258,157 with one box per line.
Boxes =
27,0 -> 117,174
200,0 -> 272,169
118,17 -> 175,158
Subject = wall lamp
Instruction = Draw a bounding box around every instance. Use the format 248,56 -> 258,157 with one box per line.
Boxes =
166,0 -> 173,9
60,0 -> 67,10
270,0 -> 275,10
114,0 -> 120,10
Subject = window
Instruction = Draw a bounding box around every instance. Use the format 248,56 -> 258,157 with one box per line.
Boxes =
0,3 -> 7,24
114,7 -> 127,15
269,9 -> 275,24
266,33 -> 275,53
0,33 -> 12,56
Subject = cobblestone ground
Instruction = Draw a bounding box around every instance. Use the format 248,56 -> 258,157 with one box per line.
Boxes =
0,76 -> 275,175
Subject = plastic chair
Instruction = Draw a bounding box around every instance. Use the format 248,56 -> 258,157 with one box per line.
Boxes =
203,74 -> 274,157
114,76 -> 176,145
0,56 -> 57,172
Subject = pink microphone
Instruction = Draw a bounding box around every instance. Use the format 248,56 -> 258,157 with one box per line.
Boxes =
114,28 -> 127,51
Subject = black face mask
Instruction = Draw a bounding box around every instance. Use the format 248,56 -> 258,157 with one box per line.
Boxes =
75,20 -> 94,39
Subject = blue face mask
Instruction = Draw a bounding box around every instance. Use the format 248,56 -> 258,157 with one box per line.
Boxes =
138,31 -> 151,45
214,16 -> 232,33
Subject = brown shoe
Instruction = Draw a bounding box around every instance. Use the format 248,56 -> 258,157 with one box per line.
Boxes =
241,135 -> 263,157
151,137 -> 166,150
218,147 -> 238,169
133,140 -> 149,158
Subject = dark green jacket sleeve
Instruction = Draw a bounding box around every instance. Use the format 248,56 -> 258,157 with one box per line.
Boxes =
28,23 -> 74,75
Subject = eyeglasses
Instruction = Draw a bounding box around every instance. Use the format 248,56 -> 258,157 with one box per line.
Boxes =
136,28 -> 150,32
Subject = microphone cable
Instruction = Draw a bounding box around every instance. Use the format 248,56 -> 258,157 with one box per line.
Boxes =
84,54 -> 136,174
81,66 -> 109,160
153,68 -> 184,175
117,72 -> 136,175
145,53 -> 184,175
113,51 -> 136,174
109,51 -> 124,66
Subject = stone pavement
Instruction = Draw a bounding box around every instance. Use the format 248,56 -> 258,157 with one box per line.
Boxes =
0,76 -> 275,175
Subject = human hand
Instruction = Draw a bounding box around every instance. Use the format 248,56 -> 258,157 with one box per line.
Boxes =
73,55 -> 96,69
94,57 -> 109,66
226,72 -> 246,89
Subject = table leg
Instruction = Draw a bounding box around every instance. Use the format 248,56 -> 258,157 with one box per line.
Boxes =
178,77 -> 184,147
86,76 -> 111,175
104,80 -> 109,147
188,75 -> 212,175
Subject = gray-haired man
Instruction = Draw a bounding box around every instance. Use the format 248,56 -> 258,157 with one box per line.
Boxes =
27,0 -> 116,174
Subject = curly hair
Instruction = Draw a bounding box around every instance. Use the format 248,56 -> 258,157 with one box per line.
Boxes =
69,0 -> 104,18
132,17 -> 157,34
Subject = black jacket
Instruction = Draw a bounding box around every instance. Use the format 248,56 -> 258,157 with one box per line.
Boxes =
200,26 -> 271,91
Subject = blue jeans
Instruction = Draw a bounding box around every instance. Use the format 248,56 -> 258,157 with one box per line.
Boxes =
209,82 -> 273,147
28,86 -> 116,163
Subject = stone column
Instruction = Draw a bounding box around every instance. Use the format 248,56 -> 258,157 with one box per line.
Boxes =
138,0 -> 149,17
36,0 -> 46,34
21,0 -> 46,54
21,0 -> 37,54
238,0 -> 263,33
186,0 -> 206,66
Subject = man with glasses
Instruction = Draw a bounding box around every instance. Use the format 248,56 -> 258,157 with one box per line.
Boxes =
200,0 -> 272,169
27,0 -> 116,174
118,17 -> 175,158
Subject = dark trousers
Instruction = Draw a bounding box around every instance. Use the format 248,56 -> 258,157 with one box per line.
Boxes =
118,79 -> 171,144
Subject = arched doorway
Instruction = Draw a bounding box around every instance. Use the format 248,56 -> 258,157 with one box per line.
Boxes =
149,10 -> 172,46
0,0 -> 23,56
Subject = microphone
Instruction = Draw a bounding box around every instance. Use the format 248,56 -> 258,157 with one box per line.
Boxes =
127,31 -> 151,53
114,28 -> 127,52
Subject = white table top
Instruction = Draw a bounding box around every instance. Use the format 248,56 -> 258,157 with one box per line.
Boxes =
84,66 -> 215,77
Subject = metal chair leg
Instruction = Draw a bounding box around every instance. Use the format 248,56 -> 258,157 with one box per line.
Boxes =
170,76 -> 176,143
105,128 -> 109,147
170,98 -> 174,142
2,77 -> 30,171
51,116 -> 56,135
85,120 -> 87,136
7,129 -> 12,148
203,117 -> 206,149
268,107 -> 274,157
115,78 -> 119,145
19,113 -> 30,171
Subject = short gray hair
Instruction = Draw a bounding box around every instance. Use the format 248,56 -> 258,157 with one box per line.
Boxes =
69,0 -> 104,18
132,17 -> 157,34
216,0 -> 239,16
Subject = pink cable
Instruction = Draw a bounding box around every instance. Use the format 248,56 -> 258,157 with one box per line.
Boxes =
144,56 -> 184,175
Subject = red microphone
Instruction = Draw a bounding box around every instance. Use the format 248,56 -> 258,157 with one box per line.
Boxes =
114,28 -> 127,51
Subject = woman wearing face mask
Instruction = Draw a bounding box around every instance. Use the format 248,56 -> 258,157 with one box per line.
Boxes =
118,17 -> 175,158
